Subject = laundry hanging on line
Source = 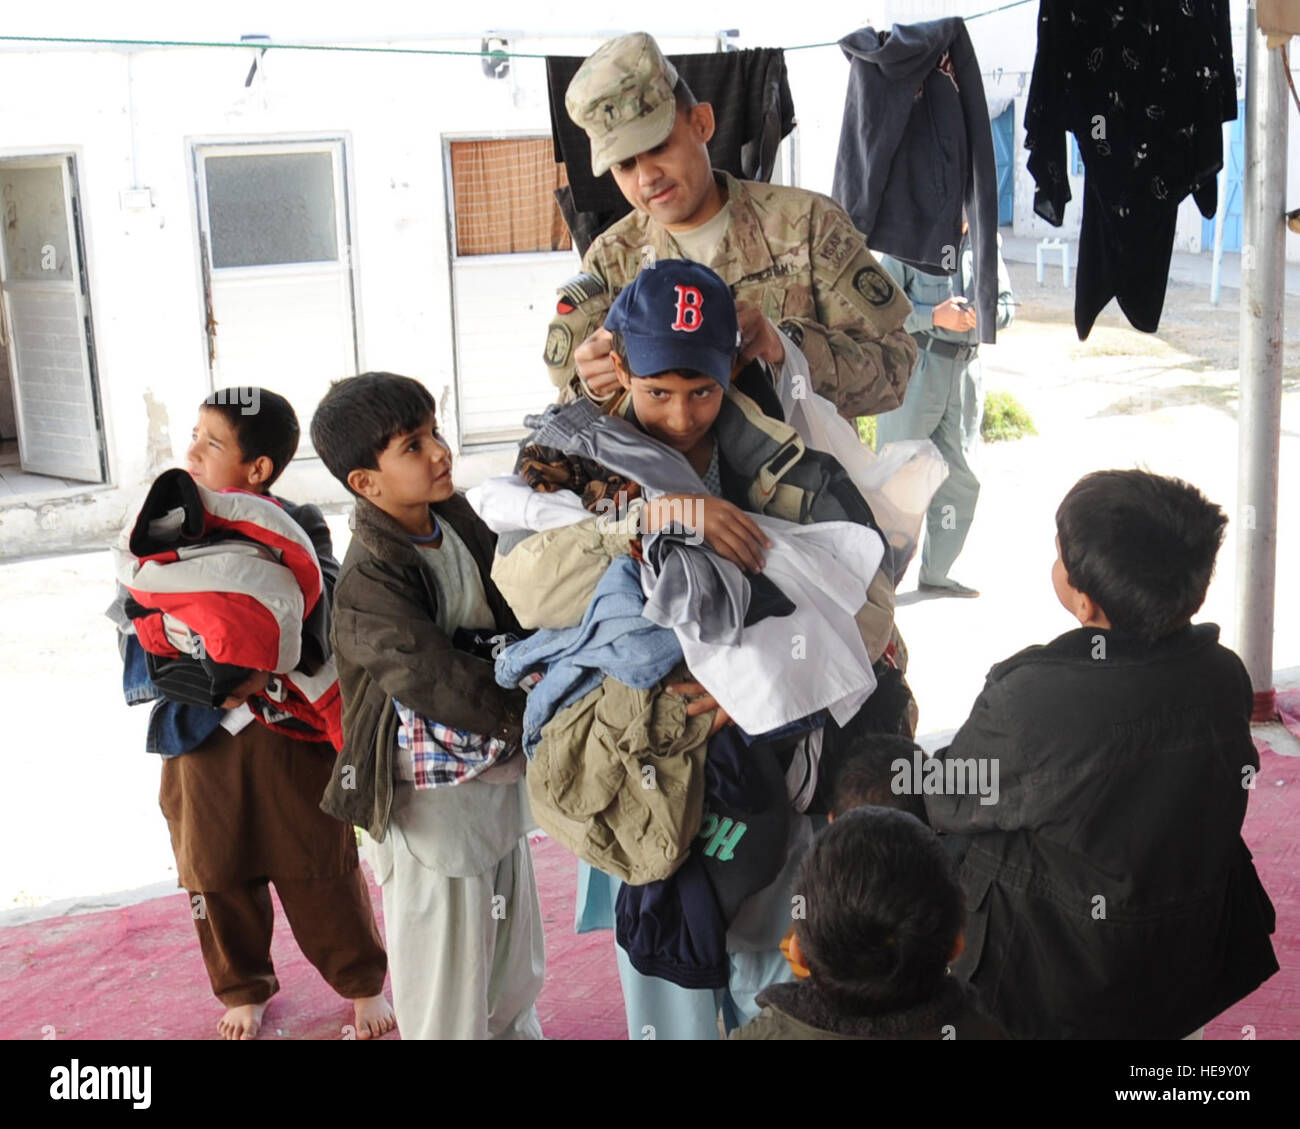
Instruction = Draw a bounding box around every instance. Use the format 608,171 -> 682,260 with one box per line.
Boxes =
832,18 -> 1001,345
1023,0 -> 1236,339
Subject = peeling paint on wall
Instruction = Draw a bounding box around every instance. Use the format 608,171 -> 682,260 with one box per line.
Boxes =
143,391 -> 172,475
438,383 -> 456,450
0,486 -> 132,558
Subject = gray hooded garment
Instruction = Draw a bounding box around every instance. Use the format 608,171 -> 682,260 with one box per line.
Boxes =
832,19 -> 999,345
521,399 -> 752,647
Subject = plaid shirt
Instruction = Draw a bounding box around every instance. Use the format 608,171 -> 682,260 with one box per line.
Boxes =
393,700 -> 514,789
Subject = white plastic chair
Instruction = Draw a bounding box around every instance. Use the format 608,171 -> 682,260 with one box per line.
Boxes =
1035,237 -> 1071,287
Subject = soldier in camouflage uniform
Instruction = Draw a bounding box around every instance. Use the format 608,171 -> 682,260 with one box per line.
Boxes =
544,31 -> 918,421
535,31 -> 919,1044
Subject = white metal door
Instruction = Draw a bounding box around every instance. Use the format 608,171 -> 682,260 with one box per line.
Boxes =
194,141 -> 358,453
452,252 -> 578,444
0,156 -> 105,482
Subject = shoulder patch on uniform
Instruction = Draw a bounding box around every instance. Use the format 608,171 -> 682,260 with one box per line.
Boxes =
556,271 -> 606,311
819,226 -> 855,272
543,324 -> 573,369
852,266 -> 896,308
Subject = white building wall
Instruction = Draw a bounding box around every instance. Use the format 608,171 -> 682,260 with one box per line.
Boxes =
1,51 -> 142,552
0,33 -> 710,555
1,4 -> 1296,554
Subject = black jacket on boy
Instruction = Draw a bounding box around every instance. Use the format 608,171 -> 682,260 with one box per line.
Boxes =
926,623 -> 1278,1040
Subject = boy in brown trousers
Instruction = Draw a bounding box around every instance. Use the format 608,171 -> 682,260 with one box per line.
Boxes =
115,388 -> 393,1040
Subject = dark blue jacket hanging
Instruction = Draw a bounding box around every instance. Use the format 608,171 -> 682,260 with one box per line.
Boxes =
832,19 -> 999,345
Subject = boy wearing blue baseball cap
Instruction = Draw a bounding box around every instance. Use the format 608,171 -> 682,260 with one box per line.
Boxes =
501,257 -> 888,695
603,259 -> 772,574
492,258 -> 909,1040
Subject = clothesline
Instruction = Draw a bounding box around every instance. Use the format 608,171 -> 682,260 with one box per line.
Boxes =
0,5 -> 1041,60
0,34 -> 557,57
785,0 -> 1039,48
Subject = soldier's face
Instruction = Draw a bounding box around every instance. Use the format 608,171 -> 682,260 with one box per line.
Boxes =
610,104 -> 721,232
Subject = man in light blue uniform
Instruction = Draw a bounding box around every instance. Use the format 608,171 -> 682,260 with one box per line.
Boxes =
874,227 -> 1015,598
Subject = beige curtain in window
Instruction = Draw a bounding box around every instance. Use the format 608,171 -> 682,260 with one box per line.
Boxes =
451,139 -> 572,255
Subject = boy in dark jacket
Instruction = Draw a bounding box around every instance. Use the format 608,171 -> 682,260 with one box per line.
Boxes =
118,388 -> 392,1040
491,260 -> 909,1035
927,469 -> 1278,1039
311,373 -> 544,1040
733,807 -> 1004,1040
779,733 -> 931,981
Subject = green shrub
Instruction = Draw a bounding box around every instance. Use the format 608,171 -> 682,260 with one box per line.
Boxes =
981,389 -> 1037,442
855,414 -> 877,450
857,389 -> 1036,450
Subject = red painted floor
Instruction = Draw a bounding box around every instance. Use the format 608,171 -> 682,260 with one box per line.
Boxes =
2,833 -> 624,1042
3,737 -> 1296,1040
1204,742 -> 1300,1041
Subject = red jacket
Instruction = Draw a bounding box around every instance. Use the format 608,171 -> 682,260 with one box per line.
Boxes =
115,469 -> 342,749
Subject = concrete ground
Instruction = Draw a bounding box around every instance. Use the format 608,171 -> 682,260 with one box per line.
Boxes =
1,241 -> 1297,1037
897,246 -> 1300,741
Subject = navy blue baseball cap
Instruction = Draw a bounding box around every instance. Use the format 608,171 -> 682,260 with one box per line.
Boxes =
604,259 -> 739,386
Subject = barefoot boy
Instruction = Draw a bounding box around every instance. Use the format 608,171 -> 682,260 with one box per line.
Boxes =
117,388 -> 394,1040
312,372 -> 545,1040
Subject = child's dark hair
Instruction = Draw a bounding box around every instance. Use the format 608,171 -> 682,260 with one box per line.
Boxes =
795,807 -> 964,1016
202,387 -> 298,489
310,372 -> 438,493
1055,469 -> 1227,645
832,733 -> 928,823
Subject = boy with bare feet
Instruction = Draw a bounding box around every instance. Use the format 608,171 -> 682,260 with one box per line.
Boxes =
115,388 -> 395,1040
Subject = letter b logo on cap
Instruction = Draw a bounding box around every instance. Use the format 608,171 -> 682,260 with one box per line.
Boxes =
671,285 -> 703,332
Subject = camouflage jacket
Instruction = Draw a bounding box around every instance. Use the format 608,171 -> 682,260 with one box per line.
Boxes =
542,172 -> 918,419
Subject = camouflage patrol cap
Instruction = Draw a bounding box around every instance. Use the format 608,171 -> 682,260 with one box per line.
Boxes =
565,32 -> 680,177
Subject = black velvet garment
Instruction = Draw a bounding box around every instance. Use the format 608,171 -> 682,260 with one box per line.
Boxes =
1024,0 -> 1236,338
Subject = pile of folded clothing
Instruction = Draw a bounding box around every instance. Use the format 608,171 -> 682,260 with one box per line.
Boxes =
114,468 -> 341,748
467,392 -> 898,987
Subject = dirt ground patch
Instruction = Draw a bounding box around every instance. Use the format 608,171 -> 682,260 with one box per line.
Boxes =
996,261 -> 1300,429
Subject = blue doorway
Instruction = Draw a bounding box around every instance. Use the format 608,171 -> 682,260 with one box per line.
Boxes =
1202,100 -> 1245,254
992,103 -> 1015,226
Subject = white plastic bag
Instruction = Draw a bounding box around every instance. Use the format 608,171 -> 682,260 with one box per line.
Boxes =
780,381 -> 948,584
